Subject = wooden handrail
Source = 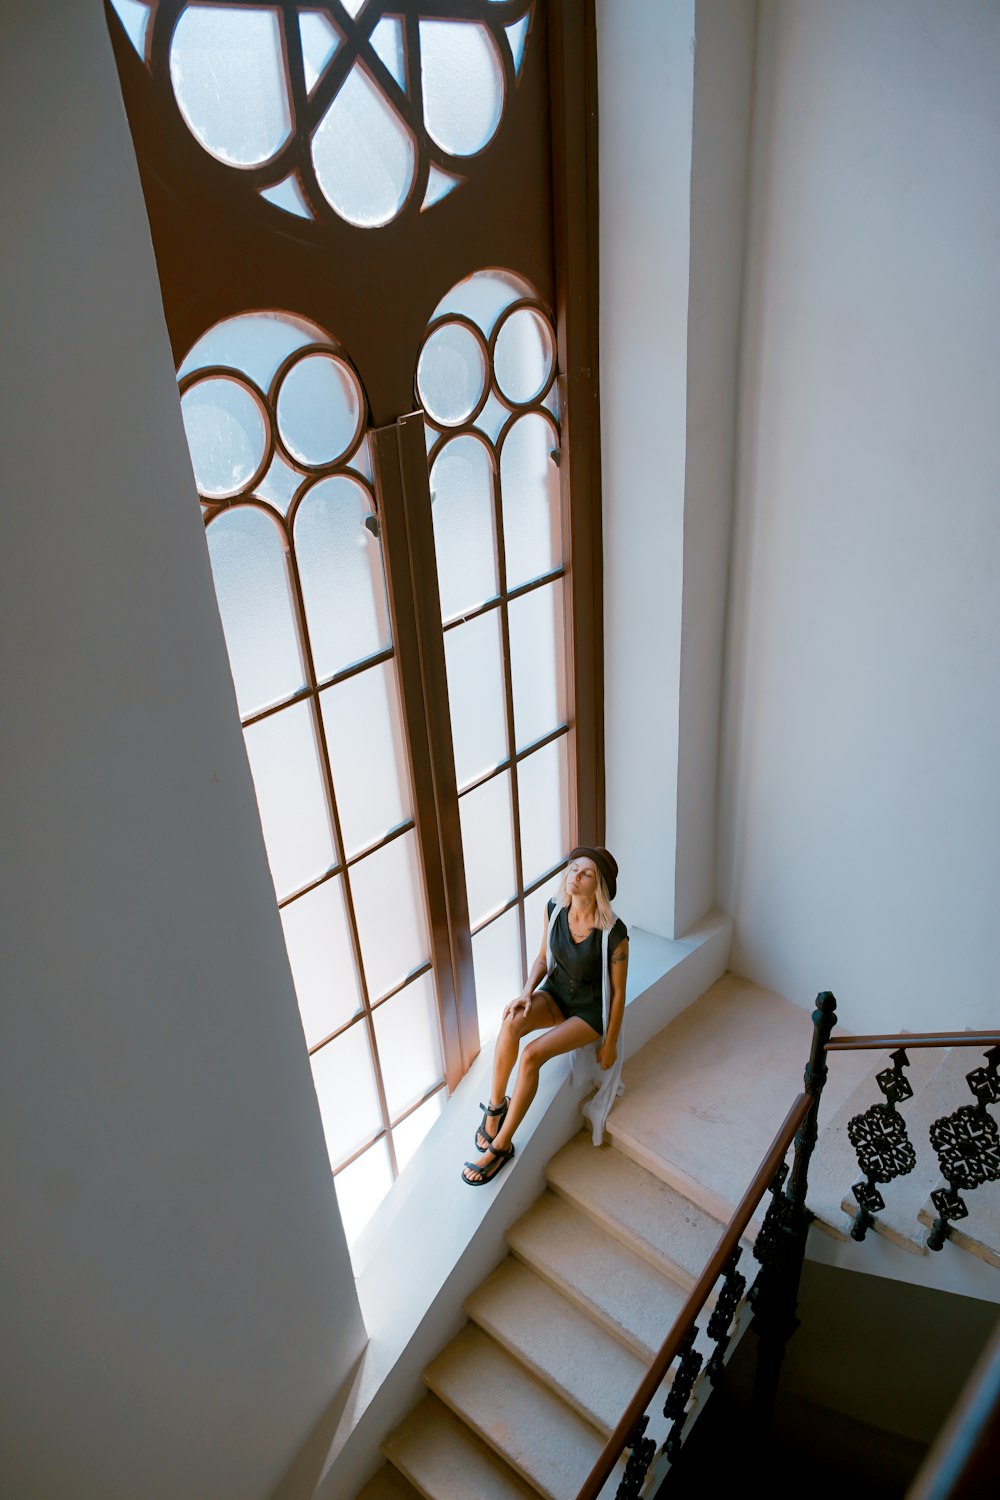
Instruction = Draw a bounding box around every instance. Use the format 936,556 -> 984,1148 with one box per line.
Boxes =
575,1091 -> 813,1500
826,1030 -> 1000,1051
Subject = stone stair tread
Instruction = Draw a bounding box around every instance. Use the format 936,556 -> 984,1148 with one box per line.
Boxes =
547,1132 -> 734,1286
355,1461 -> 426,1500
423,1323 -> 618,1500
506,1189 -> 690,1360
604,976 -> 873,1222
382,1394 -> 536,1500
465,1255 -> 648,1435
809,1044 -> 946,1250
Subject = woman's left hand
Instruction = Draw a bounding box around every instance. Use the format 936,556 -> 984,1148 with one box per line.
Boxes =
596,1038 -> 617,1071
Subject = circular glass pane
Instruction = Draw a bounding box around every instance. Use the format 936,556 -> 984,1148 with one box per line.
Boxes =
493,308 -> 556,406
417,322 -> 487,426
180,376 -> 267,499
276,353 -> 362,467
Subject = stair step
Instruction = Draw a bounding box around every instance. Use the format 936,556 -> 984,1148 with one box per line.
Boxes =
382,1394 -> 536,1500
356,1462 -> 425,1500
465,1256 -> 648,1435
423,1324 -> 620,1500
507,1190 -> 690,1360
547,1132 -> 735,1286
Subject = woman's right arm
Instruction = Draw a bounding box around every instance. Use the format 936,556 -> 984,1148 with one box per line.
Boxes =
503,909 -> 550,1020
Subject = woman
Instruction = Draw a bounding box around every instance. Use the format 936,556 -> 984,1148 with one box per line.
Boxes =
461,846 -> 628,1185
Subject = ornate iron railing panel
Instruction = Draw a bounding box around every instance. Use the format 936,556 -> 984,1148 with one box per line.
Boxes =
846,1046 -> 917,1240
927,1045 -> 1000,1251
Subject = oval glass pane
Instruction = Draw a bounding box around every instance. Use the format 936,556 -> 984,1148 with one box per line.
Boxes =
372,972 -> 444,1120
206,507 -> 306,718
312,1020 -> 382,1169
459,770 -> 516,928
494,307 -> 556,405
319,659 -> 411,859
243,701 -> 337,900
443,609 -> 508,790
179,311 -> 328,390
516,735 -> 569,888
472,906 -> 522,1043
334,1137 -> 393,1248
180,377 -> 267,500
350,831 -> 429,1001
170,6 -> 292,167
417,322 -> 487,426
419,20 -> 504,157
507,580 -> 566,751
276,353 -> 362,468
280,877 -> 362,1047
312,64 -> 416,227
294,476 -> 390,680
430,436 -> 498,623
392,1090 -> 445,1173
500,412 -> 561,589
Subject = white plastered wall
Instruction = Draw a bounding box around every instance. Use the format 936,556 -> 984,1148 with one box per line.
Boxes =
600,0 -> 755,939
718,0 -> 1000,1030
0,8 -> 365,1499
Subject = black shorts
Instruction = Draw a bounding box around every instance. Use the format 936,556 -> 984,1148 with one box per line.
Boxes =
539,982 -> 602,1037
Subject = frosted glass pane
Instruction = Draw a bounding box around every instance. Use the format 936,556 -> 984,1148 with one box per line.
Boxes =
373,973 -> 444,1119
475,390 -> 511,445
260,172 -> 313,219
109,0 -> 152,60
335,1138 -> 392,1246
206,507 -> 306,718
350,832 -> 429,1000
430,436 -> 498,623
276,353 -> 362,467
281,877 -> 361,1046
508,580 -> 566,751
393,1091 -> 445,1172
180,377 -> 267,500
299,10 -> 342,93
443,611 -> 508,790
312,1021 -> 382,1168
243,702 -> 337,900
431,268 -> 531,337
506,17 -> 530,73
346,434 -> 373,482
494,308 -> 555,405
255,450 -> 303,515
170,6 -> 292,167
320,659 -> 410,858
472,906 -> 522,1042
460,770 -> 516,928
312,65 -> 416,227
524,876 -> 560,976
417,322 -> 486,427
517,736 -> 568,888
179,311 -> 326,389
295,476 -> 390,679
422,166 -> 462,210
419,21 -> 503,157
371,16 -> 406,89
500,413 -> 561,588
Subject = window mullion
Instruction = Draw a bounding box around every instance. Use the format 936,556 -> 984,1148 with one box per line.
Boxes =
371,415 -> 478,1088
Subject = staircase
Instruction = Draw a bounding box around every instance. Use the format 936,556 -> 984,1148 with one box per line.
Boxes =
356,976 -> 1000,1500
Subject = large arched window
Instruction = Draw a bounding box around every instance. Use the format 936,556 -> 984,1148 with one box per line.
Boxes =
107,0 -> 604,1245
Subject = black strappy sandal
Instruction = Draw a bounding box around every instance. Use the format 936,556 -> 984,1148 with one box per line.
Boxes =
461,1143 -> 515,1186
475,1096 -> 509,1153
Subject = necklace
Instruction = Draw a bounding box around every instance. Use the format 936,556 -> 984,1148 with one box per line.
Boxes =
568,907 -> 595,942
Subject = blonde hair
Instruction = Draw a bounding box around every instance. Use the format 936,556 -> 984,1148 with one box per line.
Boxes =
554,861 -> 615,930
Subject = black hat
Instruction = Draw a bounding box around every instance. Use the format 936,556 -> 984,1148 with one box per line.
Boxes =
568,846 -> 618,900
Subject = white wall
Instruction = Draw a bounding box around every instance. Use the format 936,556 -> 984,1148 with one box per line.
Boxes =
0,8 -> 365,1499
600,0 -> 755,938
718,0 -> 1000,1029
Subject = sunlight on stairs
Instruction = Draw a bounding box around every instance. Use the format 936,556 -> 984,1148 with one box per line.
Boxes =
358,975 -> 1000,1499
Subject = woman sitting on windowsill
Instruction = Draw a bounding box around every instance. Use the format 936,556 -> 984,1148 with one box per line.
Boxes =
461,846 -> 628,1186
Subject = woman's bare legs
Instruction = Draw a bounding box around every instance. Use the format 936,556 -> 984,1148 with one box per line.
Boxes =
463,1012 -> 601,1182
478,992 -> 561,1149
